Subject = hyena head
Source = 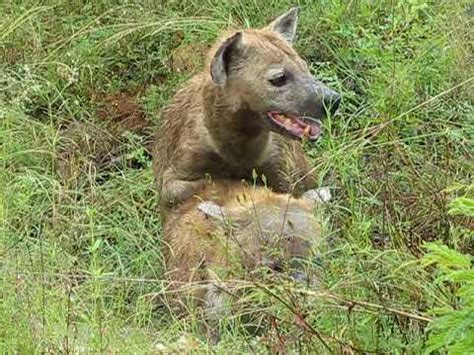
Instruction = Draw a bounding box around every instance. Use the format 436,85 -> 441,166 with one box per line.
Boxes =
197,187 -> 330,279
209,7 -> 341,142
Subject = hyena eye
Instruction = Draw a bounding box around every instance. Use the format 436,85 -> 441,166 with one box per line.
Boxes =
269,73 -> 288,87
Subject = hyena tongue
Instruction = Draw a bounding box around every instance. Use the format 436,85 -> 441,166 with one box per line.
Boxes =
267,112 -> 322,141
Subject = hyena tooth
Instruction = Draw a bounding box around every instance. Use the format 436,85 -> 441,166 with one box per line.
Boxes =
303,126 -> 311,136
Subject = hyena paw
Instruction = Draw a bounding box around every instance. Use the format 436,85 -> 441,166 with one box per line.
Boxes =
302,186 -> 332,204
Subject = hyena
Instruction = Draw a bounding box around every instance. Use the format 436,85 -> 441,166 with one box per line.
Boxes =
162,180 -> 331,342
152,7 -> 340,216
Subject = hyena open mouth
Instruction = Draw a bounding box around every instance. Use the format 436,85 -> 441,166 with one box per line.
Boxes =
266,112 -> 322,141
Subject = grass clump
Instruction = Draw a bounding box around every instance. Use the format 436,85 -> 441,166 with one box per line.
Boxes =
1,0 -> 473,352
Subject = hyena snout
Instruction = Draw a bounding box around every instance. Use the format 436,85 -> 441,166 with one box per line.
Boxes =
302,79 -> 341,118
321,86 -> 341,115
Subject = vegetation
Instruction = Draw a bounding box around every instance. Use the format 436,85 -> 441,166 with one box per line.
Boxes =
1,0 -> 472,353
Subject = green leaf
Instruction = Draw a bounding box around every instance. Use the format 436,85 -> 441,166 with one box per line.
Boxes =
422,243 -> 471,270
426,309 -> 474,354
448,197 -> 474,217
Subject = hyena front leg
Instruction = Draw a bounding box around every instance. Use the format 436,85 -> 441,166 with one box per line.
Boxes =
161,168 -> 206,208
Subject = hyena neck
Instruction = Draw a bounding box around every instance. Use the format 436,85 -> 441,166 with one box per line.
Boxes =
203,84 -> 270,167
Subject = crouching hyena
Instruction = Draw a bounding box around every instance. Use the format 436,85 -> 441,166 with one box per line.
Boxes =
153,7 -> 340,217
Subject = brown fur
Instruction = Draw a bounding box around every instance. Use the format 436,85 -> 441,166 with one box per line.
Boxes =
152,26 -> 316,216
162,180 -> 322,337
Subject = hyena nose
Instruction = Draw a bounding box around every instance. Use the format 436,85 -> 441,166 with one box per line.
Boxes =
308,79 -> 341,117
323,90 -> 341,115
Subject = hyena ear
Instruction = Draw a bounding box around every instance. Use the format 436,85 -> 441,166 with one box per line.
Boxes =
210,31 -> 243,86
198,201 -> 228,222
301,187 -> 332,206
266,7 -> 299,45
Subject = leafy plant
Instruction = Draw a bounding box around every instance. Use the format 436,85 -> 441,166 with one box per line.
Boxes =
422,242 -> 474,354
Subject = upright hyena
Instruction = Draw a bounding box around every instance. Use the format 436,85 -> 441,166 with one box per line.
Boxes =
153,7 -> 340,215
162,180 -> 331,342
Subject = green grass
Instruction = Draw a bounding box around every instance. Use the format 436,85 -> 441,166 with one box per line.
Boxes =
1,0 -> 473,353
